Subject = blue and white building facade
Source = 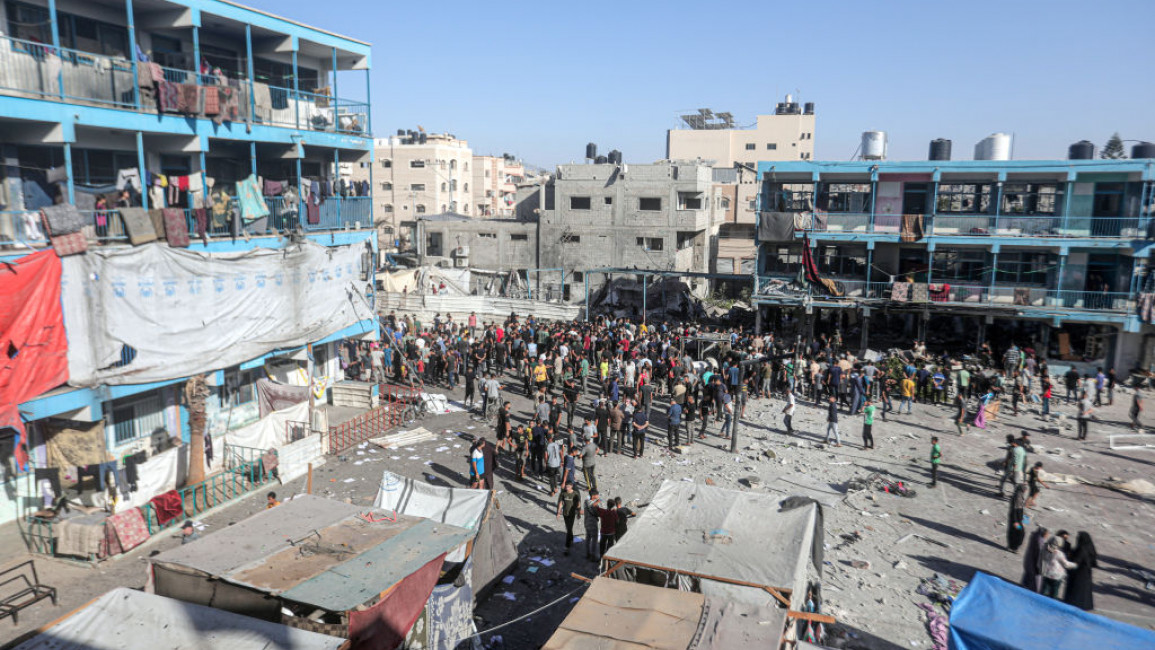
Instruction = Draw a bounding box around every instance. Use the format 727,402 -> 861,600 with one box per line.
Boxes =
0,0 -> 376,524
754,158 -> 1155,369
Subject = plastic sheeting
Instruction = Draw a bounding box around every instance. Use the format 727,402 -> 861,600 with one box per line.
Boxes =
226,401 -> 309,452
948,572 -> 1155,650
61,241 -> 375,387
11,587 -> 344,650
603,480 -> 816,607
0,250 -> 68,451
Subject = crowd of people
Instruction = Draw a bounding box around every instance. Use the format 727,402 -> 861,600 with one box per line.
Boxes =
368,310 -> 1116,595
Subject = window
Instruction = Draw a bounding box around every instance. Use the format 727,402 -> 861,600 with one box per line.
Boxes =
486,190 -> 494,198
761,245 -> 803,275
1001,183 -> 1063,215
676,232 -> 696,250
815,245 -> 867,277
415,204 -> 426,214
720,196 -> 731,209
382,182 -> 393,191
464,183 -> 469,192
426,232 -> 442,256
450,179 -> 458,192
450,160 -> 457,171
604,197 -> 613,205
382,159 -> 392,168
572,271 -> 584,281
677,192 -> 703,210
463,204 -> 469,213
410,160 -> 425,168
638,197 -> 662,211
464,162 -> 469,172
932,249 -> 988,283
766,183 -> 815,211
511,233 -> 528,241
565,235 -> 581,244
485,169 -> 491,178
747,200 -> 756,211
411,183 -> 425,191
745,143 -> 756,151
570,196 -> 592,210
936,183 -> 995,214
109,393 -> 166,445
636,237 -> 664,251
382,204 -> 394,213
441,182 -> 447,192
819,183 -> 871,213
478,232 -> 497,239
996,251 -> 1054,286
766,143 -> 778,150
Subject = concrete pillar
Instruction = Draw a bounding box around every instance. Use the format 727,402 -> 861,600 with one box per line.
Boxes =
860,312 -> 870,352
754,305 -> 763,335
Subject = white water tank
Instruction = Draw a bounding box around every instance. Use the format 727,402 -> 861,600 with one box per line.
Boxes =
974,133 -> 1012,161
861,131 -> 887,160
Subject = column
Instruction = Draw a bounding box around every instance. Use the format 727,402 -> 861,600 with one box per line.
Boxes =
334,149 -> 341,226
47,0 -> 63,99
331,48 -> 339,131
295,156 -> 303,224
249,141 -> 257,177
245,25 -> 256,121
988,246 -> 999,305
928,176 -> 940,237
136,131 -> 148,210
993,179 -> 1004,231
125,0 -> 140,108
198,150 -> 209,207
192,24 -> 201,77
1055,251 -> 1067,307
292,47 -> 300,129
1061,178 -> 1074,235
62,142 -> 74,204
860,308 -> 870,351
584,274 -> 591,321
868,172 -> 878,232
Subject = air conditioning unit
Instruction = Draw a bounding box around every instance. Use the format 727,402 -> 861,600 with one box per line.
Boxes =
455,245 -> 470,257
454,257 -> 469,268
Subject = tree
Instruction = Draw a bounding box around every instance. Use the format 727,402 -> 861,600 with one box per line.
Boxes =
1101,133 -> 1127,159
184,374 -> 211,486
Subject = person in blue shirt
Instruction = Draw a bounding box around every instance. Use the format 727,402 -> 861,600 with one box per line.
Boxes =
666,401 -> 683,448
469,439 -> 486,489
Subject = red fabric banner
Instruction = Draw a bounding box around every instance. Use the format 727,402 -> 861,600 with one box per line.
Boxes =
348,553 -> 446,650
0,250 -> 68,466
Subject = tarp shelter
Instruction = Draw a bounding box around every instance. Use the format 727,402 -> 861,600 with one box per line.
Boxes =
149,495 -> 472,650
11,587 -> 345,650
948,571 -> 1155,650
543,577 -> 788,650
374,470 -> 519,596
601,481 -> 820,610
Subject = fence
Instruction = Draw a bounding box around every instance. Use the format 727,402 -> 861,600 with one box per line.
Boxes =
327,382 -> 419,454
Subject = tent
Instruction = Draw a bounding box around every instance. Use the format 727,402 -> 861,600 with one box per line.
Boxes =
601,480 -> 821,610
149,495 -> 473,650
11,587 -> 344,650
374,470 -> 519,595
542,577 -> 788,650
949,572 -> 1155,650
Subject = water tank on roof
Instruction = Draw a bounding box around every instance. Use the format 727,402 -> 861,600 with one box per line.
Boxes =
595,155 -> 608,164
1068,141 -> 1095,160
419,132 -> 428,145
974,133 -> 1012,161
803,102 -> 815,115
1131,142 -> 1155,159
929,139 -> 952,161
586,143 -> 597,160
861,131 -> 887,160
608,150 -> 622,165
396,129 -> 405,136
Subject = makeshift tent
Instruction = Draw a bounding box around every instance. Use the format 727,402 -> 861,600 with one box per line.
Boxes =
948,572 -> 1155,650
61,240 -> 375,386
150,495 -> 472,650
11,587 -> 344,650
374,470 -> 518,595
543,577 -> 788,650
602,480 -> 819,609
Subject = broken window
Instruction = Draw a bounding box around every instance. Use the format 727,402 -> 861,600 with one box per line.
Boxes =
638,197 -> 661,211
820,183 -> 872,213
677,192 -> 703,210
510,233 -> 528,241
570,196 -> 592,210
478,232 -> 496,239
411,183 -> 425,191
604,197 -> 613,205
636,237 -> 663,251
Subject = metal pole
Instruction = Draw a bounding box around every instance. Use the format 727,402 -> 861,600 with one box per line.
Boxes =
47,0 -> 63,100
192,24 -> 200,80
249,141 -> 256,176
126,0 -> 140,109
245,25 -> 256,122
136,131 -> 148,210
334,148 -> 341,226
331,48 -> 339,131
585,273 -> 591,321
62,142 -> 74,204
292,48 -> 300,129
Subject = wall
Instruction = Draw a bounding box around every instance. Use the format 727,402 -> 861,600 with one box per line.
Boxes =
666,112 -> 816,168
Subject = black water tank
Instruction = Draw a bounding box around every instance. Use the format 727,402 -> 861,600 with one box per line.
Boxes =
803,102 -> 815,115
396,128 -> 405,136
419,133 -> 428,145
1132,142 -> 1155,159
586,143 -> 597,160
608,150 -> 622,165
929,139 -> 952,161
595,155 -> 608,164
1068,140 -> 1095,160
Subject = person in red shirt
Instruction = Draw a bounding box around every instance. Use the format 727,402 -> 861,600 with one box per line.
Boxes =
594,498 -> 619,557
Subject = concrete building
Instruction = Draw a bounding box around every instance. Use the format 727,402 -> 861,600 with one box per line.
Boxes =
666,101 -> 816,168
710,166 -> 760,275
541,160 -> 714,300
473,154 -> 525,217
0,0 -> 376,528
752,157 -> 1155,370
351,133 -> 473,240
405,213 -> 539,295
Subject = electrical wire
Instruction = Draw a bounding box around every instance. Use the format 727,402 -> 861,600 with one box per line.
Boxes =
468,582 -> 590,641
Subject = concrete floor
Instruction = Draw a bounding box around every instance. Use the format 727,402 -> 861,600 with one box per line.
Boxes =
1,376 -> 1152,649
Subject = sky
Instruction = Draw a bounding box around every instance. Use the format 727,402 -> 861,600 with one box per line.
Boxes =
249,0 -> 1153,168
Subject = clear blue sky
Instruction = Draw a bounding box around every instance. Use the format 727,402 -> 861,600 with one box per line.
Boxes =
250,0 -> 1153,167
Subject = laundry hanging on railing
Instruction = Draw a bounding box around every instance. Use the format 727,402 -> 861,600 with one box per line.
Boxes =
235,174 -> 270,222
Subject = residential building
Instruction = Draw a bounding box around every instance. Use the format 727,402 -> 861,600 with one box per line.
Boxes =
0,0 -> 376,528
473,154 -> 526,217
352,132 -> 473,244
709,166 -> 760,276
666,101 -> 816,168
752,158 -> 1155,369
541,160 -> 714,301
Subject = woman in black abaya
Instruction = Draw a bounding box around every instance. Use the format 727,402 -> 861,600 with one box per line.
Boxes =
1063,531 -> 1098,611
1006,484 -> 1028,551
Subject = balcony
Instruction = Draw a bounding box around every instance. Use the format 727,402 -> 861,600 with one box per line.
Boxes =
787,208 -> 1146,240
0,34 -> 369,137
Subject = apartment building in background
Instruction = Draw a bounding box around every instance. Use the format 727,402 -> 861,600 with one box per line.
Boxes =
473,154 -> 526,217
666,100 -> 817,169
0,0 -> 376,529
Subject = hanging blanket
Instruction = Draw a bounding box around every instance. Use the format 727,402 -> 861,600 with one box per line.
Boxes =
891,282 -> 910,302
202,86 -> 220,116
193,207 -> 208,241
107,507 -> 150,551
53,514 -> 108,558
757,211 -> 796,241
50,232 -> 88,257
148,489 -> 184,526
901,213 -> 924,242
157,81 -> 180,113
148,209 -> 166,239
234,174 -> 270,222
41,203 -> 86,236
1139,293 -> 1155,324
119,207 -> 158,245
1013,287 -> 1031,306
162,208 -> 189,247
911,283 -> 929,302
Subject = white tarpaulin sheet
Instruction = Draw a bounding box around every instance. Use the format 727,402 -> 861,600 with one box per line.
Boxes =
61,240 -> 374,386
225,401 -> 310,452
375,470 -> 488,530
604,481 -> 816,605
119,445 -> 187,511
12,587 -> 343,650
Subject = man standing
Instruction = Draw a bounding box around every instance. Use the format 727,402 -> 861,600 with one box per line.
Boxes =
955,392 -> 968,437
469,439 -> 485,490
546,433 -> 563,495
861,398 -> 875,450
929,436 -> 942,488
594,497 -> 619,558
958,365 -> 971,399
631,407 -> 650,459
1064,367 -> 1080,403
561,445 -> 579,489
825,396 -> 842,447
609,401 -> 625,455
1077,393 -> 1093,441
783,390 -> 796,435
555,482 -> 581,556
1131,391 -> 1144,430
581,436 -> 599,493
495,401 -> 512,458
900,375 -> 916,414
998,436 -> 1019,497
667,400 -> 683,448
719,392 -> 734,439
583,490 -> 602,561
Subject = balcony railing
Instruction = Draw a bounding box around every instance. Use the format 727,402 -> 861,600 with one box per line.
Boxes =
0,33 -> 370,138
786,208 -> 1146,239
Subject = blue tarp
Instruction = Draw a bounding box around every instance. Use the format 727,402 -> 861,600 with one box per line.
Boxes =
949,572 -> 1155,650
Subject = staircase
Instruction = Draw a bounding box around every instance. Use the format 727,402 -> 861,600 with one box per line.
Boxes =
329,381 -> 377,409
